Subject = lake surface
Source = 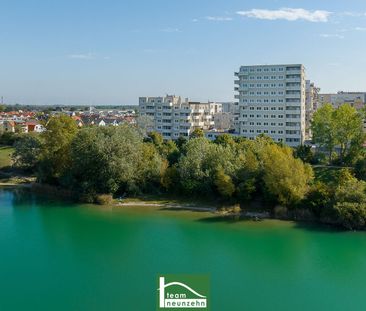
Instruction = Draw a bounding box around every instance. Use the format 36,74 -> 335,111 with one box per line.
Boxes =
1,188 -> 366,310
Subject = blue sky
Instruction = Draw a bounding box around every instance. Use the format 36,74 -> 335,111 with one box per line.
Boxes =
1,0 -> 366,105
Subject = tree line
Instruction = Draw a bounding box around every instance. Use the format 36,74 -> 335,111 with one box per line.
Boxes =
8,108 -> 366,230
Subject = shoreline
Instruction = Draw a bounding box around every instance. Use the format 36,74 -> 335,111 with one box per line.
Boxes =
0,184 -> 344,228
116,200 -> 271,219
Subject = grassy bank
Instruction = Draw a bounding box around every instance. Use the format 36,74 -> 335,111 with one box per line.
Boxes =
0,146 -> 13,169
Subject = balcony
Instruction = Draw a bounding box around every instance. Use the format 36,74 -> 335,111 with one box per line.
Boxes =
234,87 -> 239,91
286,78 -> 301,83
234,80 -> 240,84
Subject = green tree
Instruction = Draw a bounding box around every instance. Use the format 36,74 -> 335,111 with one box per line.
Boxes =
148,131 -> 164,146
38,115 -> 78,183
294,145 -> 314,163
189,128 -> 204,139
214,134 -> 235,147
262,144 -> 314,206
12,134 -> 41,171
334,202 -> 366,230
214,168 -> 235,198
311,104 -> 336,162
68,125 -> 143,196
354,158 -> 366,181
333,104 -> 364,163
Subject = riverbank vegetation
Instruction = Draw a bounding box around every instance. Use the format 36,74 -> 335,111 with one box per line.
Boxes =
6,105 -> 366,230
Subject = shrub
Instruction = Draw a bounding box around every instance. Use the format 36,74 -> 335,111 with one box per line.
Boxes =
95,194 -> 113,205
334,202 -> 366,230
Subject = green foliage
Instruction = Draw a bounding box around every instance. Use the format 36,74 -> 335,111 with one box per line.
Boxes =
68,125 -> 144,195
311,104 -> 365,164
0,132 -> 18,146
262,144 -> 314,206
95,194 -> 114,205
189,128 -> 204,139
214,134 -> 235,147
214,168 -> 235,198
311,104 -> 337,161
333,104 -> 364,163
147,131 -> 163,146
334,202 -> 366,230
294,145 -> 314,163
12,134 -> 41,171
334,170 -> 366,204
38,115 -> 78,183
354,158 -> 366,181
14,116 -> 366,230
0,146 -> 14,169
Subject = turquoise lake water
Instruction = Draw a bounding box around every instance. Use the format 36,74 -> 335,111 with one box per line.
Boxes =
1,188 -> 366,310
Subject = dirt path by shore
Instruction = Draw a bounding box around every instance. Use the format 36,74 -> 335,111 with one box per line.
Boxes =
116,201 -> 216,212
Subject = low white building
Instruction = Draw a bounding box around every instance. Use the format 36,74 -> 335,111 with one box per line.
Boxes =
139,95 -> 222,139
319,92 -> 366,110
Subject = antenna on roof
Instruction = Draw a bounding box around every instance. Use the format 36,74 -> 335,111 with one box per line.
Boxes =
1,96 -> 3,105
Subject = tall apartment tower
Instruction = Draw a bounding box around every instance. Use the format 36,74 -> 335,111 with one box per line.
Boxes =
139,95 -> 221,139
235,64 -> 306,147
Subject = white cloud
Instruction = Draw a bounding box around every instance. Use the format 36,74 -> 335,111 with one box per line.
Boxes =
161,27 -> 181,33
355,27 -> 366,31
192,18 -> 199,22
237,8 -> 332,22
320,33 -> 344,39
206,16 -> 233,21
340,11 -> 366,17
68,53 -> 95,60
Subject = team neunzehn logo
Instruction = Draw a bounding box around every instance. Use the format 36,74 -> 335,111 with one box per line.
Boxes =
157,275 -> 209,310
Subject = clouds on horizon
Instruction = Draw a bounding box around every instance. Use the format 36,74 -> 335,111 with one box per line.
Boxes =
205,16 -> 233,21
68,53 -> 96,60
237,8 -> 332,22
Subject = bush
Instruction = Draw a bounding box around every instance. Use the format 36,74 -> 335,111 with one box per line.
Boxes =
354,158 -> 366,181
95,194 -> 113,205
334,202 -> 366,230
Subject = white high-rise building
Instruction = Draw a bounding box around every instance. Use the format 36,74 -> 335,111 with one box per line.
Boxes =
235,64 -> 306,147
139,95 -> 221,139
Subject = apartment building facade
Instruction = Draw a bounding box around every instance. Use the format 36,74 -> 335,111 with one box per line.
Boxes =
139,95 -> 221,139
305,80 -> 320,139
319,91 -> 366,110
235,64 -> 306,146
